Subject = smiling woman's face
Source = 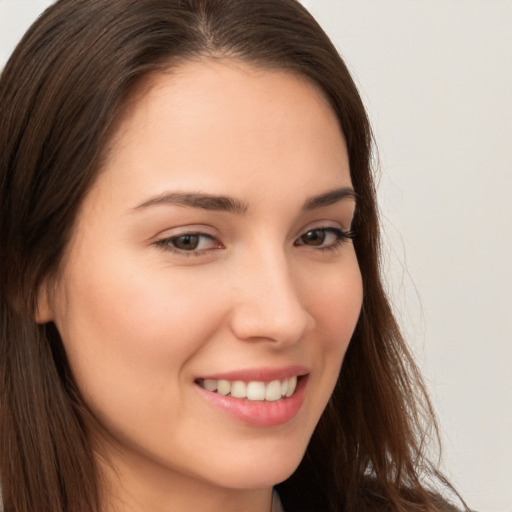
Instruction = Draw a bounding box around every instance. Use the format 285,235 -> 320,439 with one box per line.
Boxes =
38,60 -> 363,506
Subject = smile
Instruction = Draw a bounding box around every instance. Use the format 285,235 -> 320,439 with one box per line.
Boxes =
194,366 -> 309,426
196,376 -> 298,401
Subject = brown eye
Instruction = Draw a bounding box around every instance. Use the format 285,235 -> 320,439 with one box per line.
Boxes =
171,234 -> 201,250
294,227 -> 354,250
300,229 -> 326,246
156,232 -> 222,254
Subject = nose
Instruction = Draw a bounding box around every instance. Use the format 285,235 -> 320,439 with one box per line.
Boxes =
228,249 -> 314,346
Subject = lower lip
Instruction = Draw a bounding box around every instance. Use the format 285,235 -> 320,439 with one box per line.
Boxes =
195,376 -> 307,427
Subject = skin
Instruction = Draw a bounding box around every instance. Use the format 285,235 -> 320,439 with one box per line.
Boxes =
38,60 -> 363,512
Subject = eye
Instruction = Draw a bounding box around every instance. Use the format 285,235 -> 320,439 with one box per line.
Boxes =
155,232 -> 222,254
294,227 -> 354,250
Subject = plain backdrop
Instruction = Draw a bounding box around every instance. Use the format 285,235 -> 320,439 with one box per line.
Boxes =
1,1 -> 511,511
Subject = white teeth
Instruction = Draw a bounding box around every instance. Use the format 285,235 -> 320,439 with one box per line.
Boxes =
280,379 -> 288,397
199,376 -> 300,401
247,381 -> 266,401
285,376 -> 297,397
265,380 -> 282,401
217,380 -> 231,396
203,379 -> 218,392
231,381 -> 247,398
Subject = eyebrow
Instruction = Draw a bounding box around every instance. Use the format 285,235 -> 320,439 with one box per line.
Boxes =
301,187 -> 357,211
132,186 -> 356,214
133,192 -> 248,214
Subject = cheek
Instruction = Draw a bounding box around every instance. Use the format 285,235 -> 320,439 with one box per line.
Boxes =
63,249 -> 219,342
53,253 -> 227,411
301,251 -> 363,401
306,253 -> 363,349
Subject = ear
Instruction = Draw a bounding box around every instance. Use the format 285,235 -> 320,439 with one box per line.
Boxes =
34,281 -> 55,324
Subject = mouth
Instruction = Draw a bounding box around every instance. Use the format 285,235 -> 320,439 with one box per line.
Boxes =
195,376 -> 299,402
194,366 -> 309,426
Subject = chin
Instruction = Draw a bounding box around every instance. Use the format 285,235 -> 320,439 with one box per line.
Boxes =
215,463 -> 300,491
203,439 -> 308,490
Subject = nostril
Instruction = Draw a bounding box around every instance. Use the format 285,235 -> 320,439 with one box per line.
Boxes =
229,300 -> 313,345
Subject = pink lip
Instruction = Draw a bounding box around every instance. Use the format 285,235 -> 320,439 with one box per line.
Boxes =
198,365 -> 309,383
195,372 -> 308,427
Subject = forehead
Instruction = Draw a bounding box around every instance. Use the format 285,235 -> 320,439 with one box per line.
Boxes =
118,58 -> 337,135
90,59 -> 350,210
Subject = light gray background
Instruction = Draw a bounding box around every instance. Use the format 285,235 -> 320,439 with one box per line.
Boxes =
1,1 -> 511,511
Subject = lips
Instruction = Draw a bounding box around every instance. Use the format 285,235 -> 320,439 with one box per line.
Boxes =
194,366 -> 309,427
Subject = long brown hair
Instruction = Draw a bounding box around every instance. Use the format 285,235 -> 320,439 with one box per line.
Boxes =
0,1 -> 466,511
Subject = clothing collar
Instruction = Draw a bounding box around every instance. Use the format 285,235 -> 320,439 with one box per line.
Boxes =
272,490 -> 285,512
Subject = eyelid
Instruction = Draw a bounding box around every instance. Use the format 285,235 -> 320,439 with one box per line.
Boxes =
152,225 -> 224,256
294,225 -> 355,250
150,224 -> 218,243
295,219 -> 351,236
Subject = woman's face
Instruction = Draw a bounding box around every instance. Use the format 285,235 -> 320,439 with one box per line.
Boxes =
40,60 -> 362,498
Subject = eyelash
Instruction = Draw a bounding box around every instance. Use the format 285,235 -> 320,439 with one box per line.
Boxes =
294,227 -> 355,252
154,232 -> 220,257
154,227 -> 355,257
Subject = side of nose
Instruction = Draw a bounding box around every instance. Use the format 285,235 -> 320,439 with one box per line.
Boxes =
228,249 -> 314,346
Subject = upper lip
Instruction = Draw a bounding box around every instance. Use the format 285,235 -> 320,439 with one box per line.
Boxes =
198,365 -> 309,382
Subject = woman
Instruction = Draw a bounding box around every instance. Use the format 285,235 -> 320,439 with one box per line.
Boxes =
0,1 -> 468,511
